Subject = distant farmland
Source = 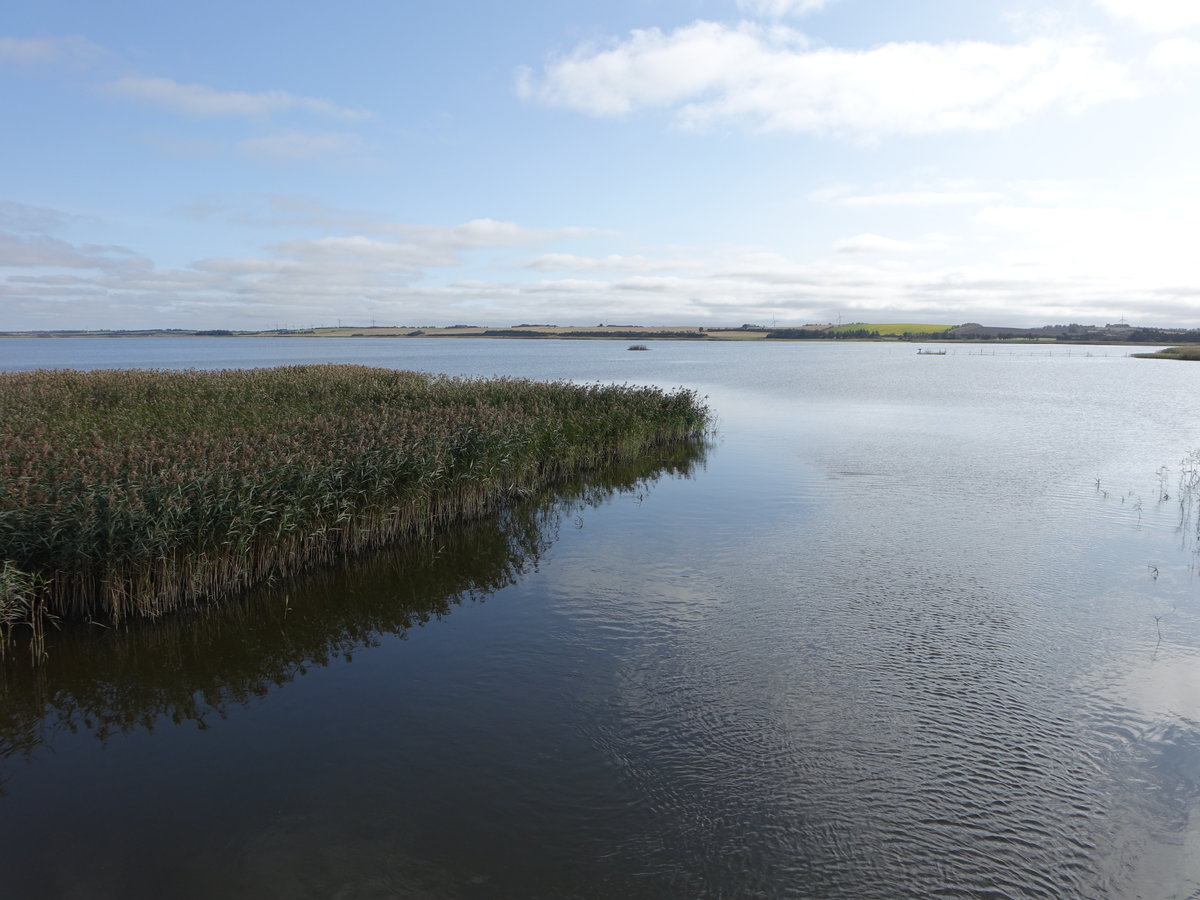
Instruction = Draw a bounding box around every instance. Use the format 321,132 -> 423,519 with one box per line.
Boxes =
827,323 -> 952,335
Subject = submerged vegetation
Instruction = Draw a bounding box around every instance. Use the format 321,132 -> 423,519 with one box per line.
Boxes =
0,561 -> 47,661
0,365 -> 709,655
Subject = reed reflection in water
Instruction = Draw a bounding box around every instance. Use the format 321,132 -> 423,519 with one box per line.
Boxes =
0,442 -> 711,898
0,441 -> 705,761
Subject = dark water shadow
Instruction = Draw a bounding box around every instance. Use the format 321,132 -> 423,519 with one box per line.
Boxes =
0,441 -> 708,765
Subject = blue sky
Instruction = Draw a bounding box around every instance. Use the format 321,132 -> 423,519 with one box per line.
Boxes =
3,0 -> 1200,329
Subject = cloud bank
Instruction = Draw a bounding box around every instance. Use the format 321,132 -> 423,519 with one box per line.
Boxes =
5,194 -> 1200,332
1094,0 -> 1200,33
518,23 -> 1138,137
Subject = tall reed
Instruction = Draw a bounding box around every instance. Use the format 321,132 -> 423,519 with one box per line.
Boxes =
0,365 -> 709,648
0,442 -> 708,750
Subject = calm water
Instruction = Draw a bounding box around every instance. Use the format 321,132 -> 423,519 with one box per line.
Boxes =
2,337 -> 1199,899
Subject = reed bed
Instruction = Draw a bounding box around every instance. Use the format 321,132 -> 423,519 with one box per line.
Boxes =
0,365 -> 708,649
0,443 -> 708,751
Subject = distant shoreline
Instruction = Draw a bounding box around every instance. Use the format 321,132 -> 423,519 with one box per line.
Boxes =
1,322 -> 1196,346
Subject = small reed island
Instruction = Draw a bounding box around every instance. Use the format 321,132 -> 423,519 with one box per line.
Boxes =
0,365 -> 709,658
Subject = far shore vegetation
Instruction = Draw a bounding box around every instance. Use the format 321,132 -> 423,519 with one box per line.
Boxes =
4,321 -> 1198,345
1131,345 -> 1200,361
0,365 -> 710,660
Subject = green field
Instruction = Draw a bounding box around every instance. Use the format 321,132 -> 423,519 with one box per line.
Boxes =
827,323 -> 952,335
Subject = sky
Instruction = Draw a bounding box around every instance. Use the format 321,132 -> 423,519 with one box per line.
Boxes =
3,0 -> 1200,330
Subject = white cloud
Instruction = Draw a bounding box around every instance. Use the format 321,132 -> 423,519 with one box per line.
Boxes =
813,179 -> 1090,208
100,75 -> 372,120
735,0 -> 840,18
832,233 -> 917,253
518,22 -> 796,117
1093,0 -> 1200,33
387,219 -> 593,250
198,219 -> 597,280
7,205 -> 1200,329
266,234 -> 455,269
505,277 -> 611,295
0,231 -> 149,271
236,131 -> 366,161
0,35 -> 109,66
525,252 -> 702,272
1003,9 -> 1069,38
140,135 -> 226,158
0,201 -> 83,233
177,195 -> 385,231
172,198 -> 597,247
823,189 -> 1006,207
1146,37 -> 1200,71
7,241 -> 1200,328
518,23 -> 1138,137
972,202 -> 1200,285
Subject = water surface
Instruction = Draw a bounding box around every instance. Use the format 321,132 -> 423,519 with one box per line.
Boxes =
2,337 -> 1198,898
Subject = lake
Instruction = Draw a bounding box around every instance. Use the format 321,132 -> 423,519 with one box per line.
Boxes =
1,337 -> 1198,899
